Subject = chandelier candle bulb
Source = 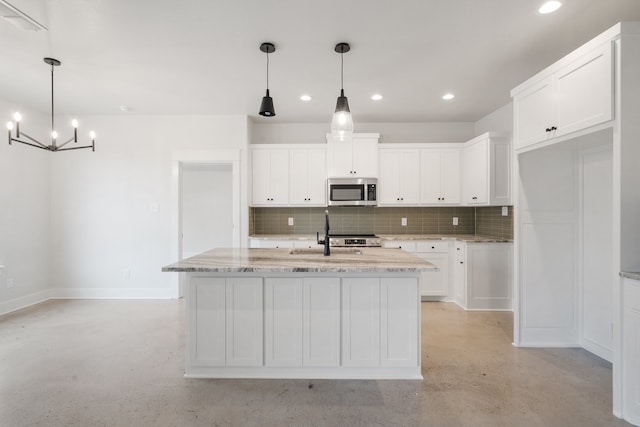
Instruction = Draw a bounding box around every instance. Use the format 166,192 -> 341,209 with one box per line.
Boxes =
72,119 -> 78,142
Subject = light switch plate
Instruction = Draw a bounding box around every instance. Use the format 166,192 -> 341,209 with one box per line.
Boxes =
288,217 -> 294,226
401,218 -> 407,226
502,206 -> 509,216
453,217 -> 458,225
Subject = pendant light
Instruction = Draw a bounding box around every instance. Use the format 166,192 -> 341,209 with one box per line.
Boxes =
258,42 -> 276,117
331,42 -> 354,141
6,57 -> 96,152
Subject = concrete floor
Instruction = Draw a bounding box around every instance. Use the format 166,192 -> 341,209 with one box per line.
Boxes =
0,300 -> 631,427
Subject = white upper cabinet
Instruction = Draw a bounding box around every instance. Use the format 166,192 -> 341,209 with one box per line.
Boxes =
513,42 -> 614,150
461,133 -> 511,205
326,133 -> 379,177
420,149 -> 461,204
379,148 -> 421,205
251,148 -> 290,206
289,148 -> 327,206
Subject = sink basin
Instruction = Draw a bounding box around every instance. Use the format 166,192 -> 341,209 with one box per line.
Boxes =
288,248 -> 363,255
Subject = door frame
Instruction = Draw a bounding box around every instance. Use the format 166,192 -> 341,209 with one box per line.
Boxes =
171,149 -> 241,297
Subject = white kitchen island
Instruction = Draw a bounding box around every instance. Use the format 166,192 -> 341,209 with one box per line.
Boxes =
162,247 -> 435,380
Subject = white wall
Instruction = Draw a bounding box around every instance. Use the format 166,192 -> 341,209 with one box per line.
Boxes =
0,99 -> 52,313
474,103 -> 513,136
49,114 -> 248,298
250,121 -> 476,144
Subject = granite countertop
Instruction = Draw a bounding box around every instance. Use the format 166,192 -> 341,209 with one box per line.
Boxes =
162,248 -> 436,273
620,271 -> 640,281
249,234 -> 511,243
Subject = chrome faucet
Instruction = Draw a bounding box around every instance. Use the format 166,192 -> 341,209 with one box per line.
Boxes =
316,209 -> 330,256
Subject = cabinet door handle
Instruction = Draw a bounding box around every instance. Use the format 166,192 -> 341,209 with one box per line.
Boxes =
472,196 -> 477,200
460,261 -> 464,264
550,126 -> 557,131
431,246 -> 435,249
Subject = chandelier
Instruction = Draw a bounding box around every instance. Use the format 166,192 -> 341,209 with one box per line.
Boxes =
6,57 -> 96,152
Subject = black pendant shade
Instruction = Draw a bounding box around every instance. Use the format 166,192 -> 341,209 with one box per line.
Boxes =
335,88 -> 350,113
259,89 -> 275,117
258,42 -> 276,117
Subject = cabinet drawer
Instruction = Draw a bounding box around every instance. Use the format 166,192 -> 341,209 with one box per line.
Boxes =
382,241 -> 416,252
415,241 -> 449,253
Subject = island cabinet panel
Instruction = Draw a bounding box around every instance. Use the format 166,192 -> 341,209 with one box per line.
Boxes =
190,278 -> 226,366
342,278 -> 381,367
303,278 -> 341,367
225,278 -> 263,366
380,278 -> 419,367
265,278 -> 303,367
623,278 -> 640,423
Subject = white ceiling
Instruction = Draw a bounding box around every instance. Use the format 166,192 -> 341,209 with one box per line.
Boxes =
1,0 -> 640,124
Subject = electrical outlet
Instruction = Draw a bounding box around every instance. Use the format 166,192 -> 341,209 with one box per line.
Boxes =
150,203 -> 159,213
288,217 -> 294,226
7,278 -> 14,288
123,268 -> 131,279
453,217 -> 458,226
502,206 -> 509,216
401,218 -> 407,226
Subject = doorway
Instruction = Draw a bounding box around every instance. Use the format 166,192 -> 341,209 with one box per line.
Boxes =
180,163 -> 233,258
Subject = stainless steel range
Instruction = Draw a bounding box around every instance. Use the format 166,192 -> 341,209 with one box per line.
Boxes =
329,234 -> 381,247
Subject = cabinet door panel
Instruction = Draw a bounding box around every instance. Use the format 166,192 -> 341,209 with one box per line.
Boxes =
556,43 -> 613,137
381,278 -> 418,367
399,150 -> 421,203
303,278 -> 341,367
327,139 -> 353,177
342,278 -> 380,366
352,138 -> 379,177
420,150 -> 442,204
265,278 -> 303,367
462,140 -> 488,204
190,277 -> 226,366
226,278 -> 263,366
306,149 -> 327,205
379,150 -> 400,204
252,150 -> 271,205
418,253 -> 449,297
289,150 -> 310,205
440,150 -> 461,204
514,77 -> 555,149
269,150 -> 290,204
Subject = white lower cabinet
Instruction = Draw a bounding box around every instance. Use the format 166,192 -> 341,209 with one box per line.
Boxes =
342,278 -> 381,366
383,240 -> 450,298
623,277 -> 640,424
189,274 -> 419,376
265,277 -> 341,368
265,278 -> 303,367
303,278 -> 341,367
380,278 -> 419,367
342,277 -> 419,368
454,242 -> 513,310
225,278 -> 264,366
189,277 -> 263,367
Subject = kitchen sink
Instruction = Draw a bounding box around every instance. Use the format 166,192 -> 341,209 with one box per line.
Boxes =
288,248 -> 363,255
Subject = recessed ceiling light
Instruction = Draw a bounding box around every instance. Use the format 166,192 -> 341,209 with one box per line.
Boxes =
371,94 -> 383,101
300,95 -> 311,101
442,93 -> 455,100
538,1 -> 562,14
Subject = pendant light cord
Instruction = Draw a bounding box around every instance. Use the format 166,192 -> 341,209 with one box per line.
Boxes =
266,51 -> 269,90
50,63 -> 55,136
340,51 -> 344,90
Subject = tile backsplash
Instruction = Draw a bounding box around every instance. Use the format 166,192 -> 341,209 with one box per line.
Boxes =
250,206 -> 513,239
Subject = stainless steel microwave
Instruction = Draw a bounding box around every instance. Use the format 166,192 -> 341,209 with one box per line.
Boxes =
327,178 -> 377,207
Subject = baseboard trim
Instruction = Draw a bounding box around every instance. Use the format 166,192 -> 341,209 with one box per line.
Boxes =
0,287 -> 178,316
0,289 -> 52,316
50,287 -> 178,300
